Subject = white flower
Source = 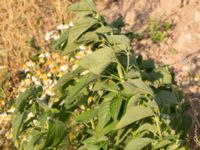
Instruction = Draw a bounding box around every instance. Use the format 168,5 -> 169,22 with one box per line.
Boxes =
31,76 -> 37,82
52,34 -> 60,40
26,61 -> 35,67
81,70 -> 89,75
79,45 -> 86,51
7,108 -> 15,113
39,94 -> 46,100
87,50 -> 92,54
44,52 -> 50,58
57,24 -> 70,30
39,53 -> 45,58
45,31 -> 55,41
46,89 -> 55,97
26,73 -> 31,78
59,65 -> 69,72
69,21 -> 74,27
72,64 -> 78,71
75,51 -> 85,59
35,80 -> 42,86
27,113 -> 34,119
47,73 -> 52,77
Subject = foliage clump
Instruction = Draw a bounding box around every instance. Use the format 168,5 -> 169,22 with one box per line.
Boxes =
12,0 -> 191,149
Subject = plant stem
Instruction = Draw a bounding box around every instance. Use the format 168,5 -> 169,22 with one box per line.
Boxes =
155,116 -> 162,138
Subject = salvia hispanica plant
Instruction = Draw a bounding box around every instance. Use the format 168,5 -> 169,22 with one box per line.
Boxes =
12,0 -> 191,149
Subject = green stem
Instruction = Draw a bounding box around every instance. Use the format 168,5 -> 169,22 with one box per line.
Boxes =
117,129 -> 132,144
155,116 -> 162,138
126,51 -> 130,71
91,119 -> 95,130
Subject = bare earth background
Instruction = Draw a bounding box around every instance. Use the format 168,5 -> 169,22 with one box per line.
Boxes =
0,0 -> 199,149
99,0 -> 200,148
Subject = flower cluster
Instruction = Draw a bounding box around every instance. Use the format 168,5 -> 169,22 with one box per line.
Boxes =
18,51 -> 71,97
45,21 -> 74,41
0,112 -> 13,148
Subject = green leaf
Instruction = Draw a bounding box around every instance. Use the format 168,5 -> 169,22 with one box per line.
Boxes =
95,26 -> 113,33
15,87 -> 37,112
106,35 -> 131,52
96,121 -> 117,137
102,80 -> 120,92
76,108 -> 98,123
53,29 -> 69,49
80,47 -> 117,74
156,90 -> 178,107
116,106 -> 154,129
139,60 -> 155,70
66,73 -> 98,104
125,138 -> 152,150
12,111 -> 27,141
127,94 -> 141,109
44,120 -> 66,148
54,67 -> 82,90
77,31 -> 99,44
97,99 -> 111,128
66,17 -> 97,50
66,0 -> 96,12
135,123 -> 155,134
110,96 -> 122,120
122,79 -> 153,96
154,139 -> 172,149
83,136 -> 108,145
26,130 -> 46,150
157,67 -> 172,85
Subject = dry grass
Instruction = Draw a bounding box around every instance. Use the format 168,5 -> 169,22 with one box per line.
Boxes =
0,0 -> 75,77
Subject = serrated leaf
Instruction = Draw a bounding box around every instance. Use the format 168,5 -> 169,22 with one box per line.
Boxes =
76,108 -> 98,123
44,120 -> 66,148
97,99 -> 111,128
12,111 -> 27,141
67,17 -> 97,48
122,79 -> 153,96
110,96 -> 122,120
96,121 -> 117,137
106,35 -> 131,52
67,0 -> 96,12
154,139 -> 172,149
77,31 -> 99,44
125,138 -> 152,150
116,106 -> 154,129
135,123 -> 155,134
66,73 -> 98,104
80,47 -> 117,74
127,94 -> 141,109
102,80 -> 120,92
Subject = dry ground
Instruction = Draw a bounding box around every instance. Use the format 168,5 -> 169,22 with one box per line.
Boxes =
0,0 -> 75,77
99,0 -> 200,149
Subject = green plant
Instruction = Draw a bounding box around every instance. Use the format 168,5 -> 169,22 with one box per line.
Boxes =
146,19 -> 172,43
12,0 -> 191,149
